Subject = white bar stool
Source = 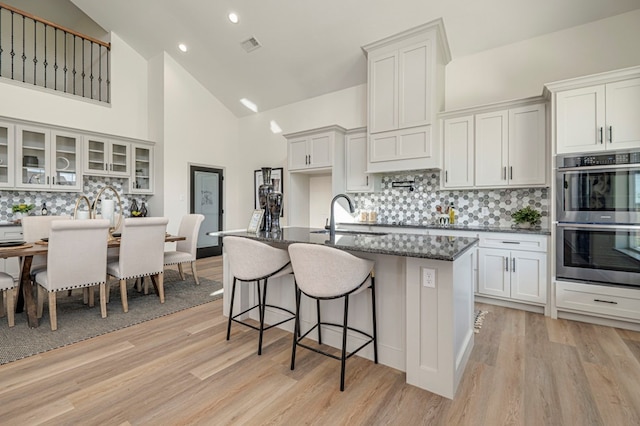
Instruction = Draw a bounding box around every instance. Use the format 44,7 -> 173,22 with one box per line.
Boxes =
224,236 -> 296,355
0,272 -> 17,327
288,243 -> 378,391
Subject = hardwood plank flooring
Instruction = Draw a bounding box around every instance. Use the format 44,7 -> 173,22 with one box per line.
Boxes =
1,256 -> 640,425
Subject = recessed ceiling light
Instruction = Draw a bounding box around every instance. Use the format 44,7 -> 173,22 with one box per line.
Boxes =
270,120 -> 282,134
240,98 -> 258,113
228,12 -> 239,24
178,43 -> 188,52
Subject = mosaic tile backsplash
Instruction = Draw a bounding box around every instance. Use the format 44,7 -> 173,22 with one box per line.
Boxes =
351,171 -> 549,228
0,177 -> 149,222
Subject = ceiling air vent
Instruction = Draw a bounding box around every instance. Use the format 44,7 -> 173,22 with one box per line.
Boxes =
240,36 -> 262,53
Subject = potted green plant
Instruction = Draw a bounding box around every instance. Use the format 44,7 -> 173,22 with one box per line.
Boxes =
12,203 -> 35,223
511,206 -> 541,228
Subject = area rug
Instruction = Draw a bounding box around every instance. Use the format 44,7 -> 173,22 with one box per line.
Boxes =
474,310 -> 488,333
0,269 -> 222,365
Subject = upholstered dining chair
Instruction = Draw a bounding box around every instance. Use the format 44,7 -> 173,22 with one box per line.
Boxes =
34,219 -> 110,331
164,214 -> 205,284
0,272 -> 17,327
21,215 -> 72,277
105,217 -> 169,315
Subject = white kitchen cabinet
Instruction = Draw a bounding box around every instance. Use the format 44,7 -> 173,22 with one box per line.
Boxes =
553,74 -> 640,154
442,115 -> 474,188
475,103 -> 546,187
84,136 -> 130,177
478,233 -> 547,305
0,121 -> 15,188
287,126 -> 340,172
368,40 -> 432,134
16,125 -> 82,191
363,20 -> 450,173
128,143 -> 154,194
555,280 -> 640,322
345,127 -> 379,193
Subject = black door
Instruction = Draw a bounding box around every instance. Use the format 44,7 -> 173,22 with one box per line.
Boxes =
190,165 -> 223,257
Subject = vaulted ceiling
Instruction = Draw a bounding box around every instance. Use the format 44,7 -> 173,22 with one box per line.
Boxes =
9,0 -> 640,117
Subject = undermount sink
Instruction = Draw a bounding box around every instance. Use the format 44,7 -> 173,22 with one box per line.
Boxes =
310,229 -> 388,236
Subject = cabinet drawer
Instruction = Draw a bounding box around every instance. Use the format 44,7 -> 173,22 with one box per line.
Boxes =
479,233 -> 547,252
556,281 -> 640,321
0,226 -> 23,240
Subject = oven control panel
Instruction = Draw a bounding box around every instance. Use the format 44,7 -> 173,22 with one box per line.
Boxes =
559,151 -> 640,168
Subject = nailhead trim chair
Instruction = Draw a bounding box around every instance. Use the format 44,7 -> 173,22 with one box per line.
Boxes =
0,272 -> 17,327
35,219 -> 110,331
105,217 -> 169,316
288,243 -> 378,391
21,215 -> 72,277
164,214 -> 205,284
224,236 -> 296,355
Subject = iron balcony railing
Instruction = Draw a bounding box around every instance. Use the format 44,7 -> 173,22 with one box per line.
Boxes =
0,2 -> 110,103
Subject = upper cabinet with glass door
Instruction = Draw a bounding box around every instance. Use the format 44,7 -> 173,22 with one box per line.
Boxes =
16,125 -> 82,191
0,121 -> 15,188
84,136 -> 130,177
127,143 -> 154,194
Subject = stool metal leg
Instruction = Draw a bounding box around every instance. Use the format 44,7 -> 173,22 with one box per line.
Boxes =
291,285 -> 302,370
340,294 -> 350,392
371,274 -> 378,364
258,278 -> 269,355
226,277 -> 237,340
316,299 -> 322,345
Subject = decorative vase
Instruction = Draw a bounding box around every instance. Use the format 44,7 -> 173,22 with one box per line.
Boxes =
268,178 -> 283,233
518,222 -> 532,229
258,167 -> 274,231
140,202 -> 148,217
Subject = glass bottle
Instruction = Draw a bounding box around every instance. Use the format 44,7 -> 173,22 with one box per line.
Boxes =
140,202 -> 148,217
258,167 -> 274,231
130,199 -> 139,217
41,202 -> 48,216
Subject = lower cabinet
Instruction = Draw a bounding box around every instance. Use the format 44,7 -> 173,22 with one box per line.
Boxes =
477,233 -> 548,305
478,248 -> 547,304
556,280 -> 640,322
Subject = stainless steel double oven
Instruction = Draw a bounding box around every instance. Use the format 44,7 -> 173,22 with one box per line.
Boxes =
556,150 -> 640,287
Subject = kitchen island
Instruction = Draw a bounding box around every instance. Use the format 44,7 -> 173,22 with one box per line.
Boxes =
212,227 -> 478,399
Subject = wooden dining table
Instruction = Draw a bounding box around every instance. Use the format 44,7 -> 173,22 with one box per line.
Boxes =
0,234 -> 185,328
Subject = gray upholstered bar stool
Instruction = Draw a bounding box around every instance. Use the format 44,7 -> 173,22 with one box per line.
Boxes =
288,243 -> 378,391
224,236 -> 296,355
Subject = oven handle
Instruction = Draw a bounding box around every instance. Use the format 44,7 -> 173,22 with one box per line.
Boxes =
557,164 -> 638,172
557,223 -> 640,230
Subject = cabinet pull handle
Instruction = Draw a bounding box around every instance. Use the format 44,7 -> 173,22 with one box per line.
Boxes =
503,167 -> 506,180
104,163 -> 108,171
47,176 -> 50,185
366,176 -> 369,186
502,241 -> 520,244
505,257 -> 509,272
599,127 -> 603,144
512,258 -> 515,272
609,126 -> 613,143
52,177 -> 55,185
510,166 -> 513,180
594,298 -> 617,305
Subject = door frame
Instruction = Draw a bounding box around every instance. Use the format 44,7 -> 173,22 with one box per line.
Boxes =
189,163 -> 224,258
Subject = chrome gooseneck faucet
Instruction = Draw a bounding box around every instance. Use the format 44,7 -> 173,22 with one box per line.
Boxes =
329,193 -> 356,239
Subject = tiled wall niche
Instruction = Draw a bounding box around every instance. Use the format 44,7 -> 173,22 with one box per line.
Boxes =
0,177 -> 149,222
351,171 -> 549,228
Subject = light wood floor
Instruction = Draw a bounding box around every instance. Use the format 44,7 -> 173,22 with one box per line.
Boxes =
1,256 -> 640,425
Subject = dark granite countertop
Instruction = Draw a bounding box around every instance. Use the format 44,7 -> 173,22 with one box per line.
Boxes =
212,227 -> 478,261
341,221 -> 551,236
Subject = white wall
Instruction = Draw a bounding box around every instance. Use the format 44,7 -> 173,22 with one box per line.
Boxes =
161,54 -> 241,232
0,32 -> 149,139
445,10 -> 640,110
237,84 -> 366,226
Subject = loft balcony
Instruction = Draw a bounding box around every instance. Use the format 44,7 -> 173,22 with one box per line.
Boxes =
0,2 -> 110,103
